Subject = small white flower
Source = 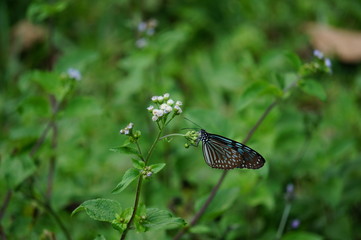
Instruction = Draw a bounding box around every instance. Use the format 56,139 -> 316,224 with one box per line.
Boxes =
313,49 -> 324,59
127,122 -> 134,129
137,21 -> 147,32
152,109 -> 164,117
147,105 -> 154,111
67,68 -> 82,81
136,38 -> 148,48
175,101 -> 182,106
174,105 -> 182,114
160,103 -> 168,110
165,105 -> 172,113
120,129 -> 124,134
325,58 -> 332,68
167,99 -> 174,105
151,96 -> 158,102
163,93 -> 170,99
146,171 -> 153,177
124,129 -> 129,135
152,116 -> 158,121
156,109 -> 164,117
157,96 -> 164,102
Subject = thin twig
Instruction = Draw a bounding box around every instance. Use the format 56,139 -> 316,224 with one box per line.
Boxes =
0,191 -> 12,221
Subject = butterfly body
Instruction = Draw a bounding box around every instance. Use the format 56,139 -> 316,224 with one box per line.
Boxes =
198,129 -> 265,170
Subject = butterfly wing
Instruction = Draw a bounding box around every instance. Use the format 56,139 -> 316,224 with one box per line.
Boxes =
202,133 -> 265,170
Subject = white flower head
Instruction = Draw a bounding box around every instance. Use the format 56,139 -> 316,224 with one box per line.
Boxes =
163,93 -> 170,99
157,96 -> 164,102
127,122 -> 134,129
152,115 -> 158,121
136,38 -> 148,48
147,105 -> 154,112
165,105 -> 172,113
325,58 -> 332,68
67,68 -> 82,81
175,101 -> 182,106
151,96 -> 158,102
124,129 -> 129,135
313,49 -> 324,59
137,21 -> 147,32
174,105 -> 182,114
160,103 -> 168,110
167,99 -> 174,105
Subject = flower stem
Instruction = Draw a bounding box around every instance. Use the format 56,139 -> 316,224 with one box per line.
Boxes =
276,202 -> 292,240
120,127 -> 164,240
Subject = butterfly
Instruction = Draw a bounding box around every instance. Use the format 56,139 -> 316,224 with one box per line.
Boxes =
197,129 -> 265,170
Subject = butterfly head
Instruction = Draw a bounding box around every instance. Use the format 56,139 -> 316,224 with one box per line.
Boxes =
199,129 -> 209,143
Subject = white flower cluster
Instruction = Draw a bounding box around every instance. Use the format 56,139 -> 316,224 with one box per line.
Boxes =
147,93 -> 182,121
313,49 -> 332,70
119,122 -> 134,135
136,19 -> 158,49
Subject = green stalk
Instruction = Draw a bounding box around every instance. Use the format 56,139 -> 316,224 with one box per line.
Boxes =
120,127 -> 164,240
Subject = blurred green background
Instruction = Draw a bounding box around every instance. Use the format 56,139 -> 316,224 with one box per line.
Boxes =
1,0 -> 361,239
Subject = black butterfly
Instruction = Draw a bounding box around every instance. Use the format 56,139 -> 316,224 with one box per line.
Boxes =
197,129 -> 265,170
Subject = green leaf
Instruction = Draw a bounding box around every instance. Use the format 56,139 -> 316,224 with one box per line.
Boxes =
150,163 -> 166,174
72,199 -> 121,222
112,168 -> 140,193
299,79 -> 327,100
142,208 -> 186,231
195,188 -> 239,219
286,52 -> 302,70
132,159 -> 145,169
282,231 -> 323,240
0,154 -> 36,189
28,71 -> 68,100
109,143 -> 138,155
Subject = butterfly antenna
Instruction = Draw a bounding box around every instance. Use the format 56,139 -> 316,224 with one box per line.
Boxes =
183,117 -> 203,129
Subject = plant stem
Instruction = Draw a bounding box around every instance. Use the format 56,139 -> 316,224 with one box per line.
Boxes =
120,128 -> 164,240
276,202 -> 292,240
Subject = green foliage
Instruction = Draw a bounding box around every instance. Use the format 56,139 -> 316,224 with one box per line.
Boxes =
2,0 -> 361,239
72,199 -> 122,222
112,168 -> 140,194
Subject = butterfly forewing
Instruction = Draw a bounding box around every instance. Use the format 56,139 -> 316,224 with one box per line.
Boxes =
199,129 -> 265,170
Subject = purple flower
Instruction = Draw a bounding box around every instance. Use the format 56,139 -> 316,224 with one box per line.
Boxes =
286,183 -> 294,194
291,219 -> 300,229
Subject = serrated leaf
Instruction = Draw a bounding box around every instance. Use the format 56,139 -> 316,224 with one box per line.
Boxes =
132,159 -> 145,169
72,199 -> 121,222
109,146 -> 138,155
150,163 -> 166,174
143,208 -> 186,230
112,168 -> 140,194
300,79 -> 327,100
